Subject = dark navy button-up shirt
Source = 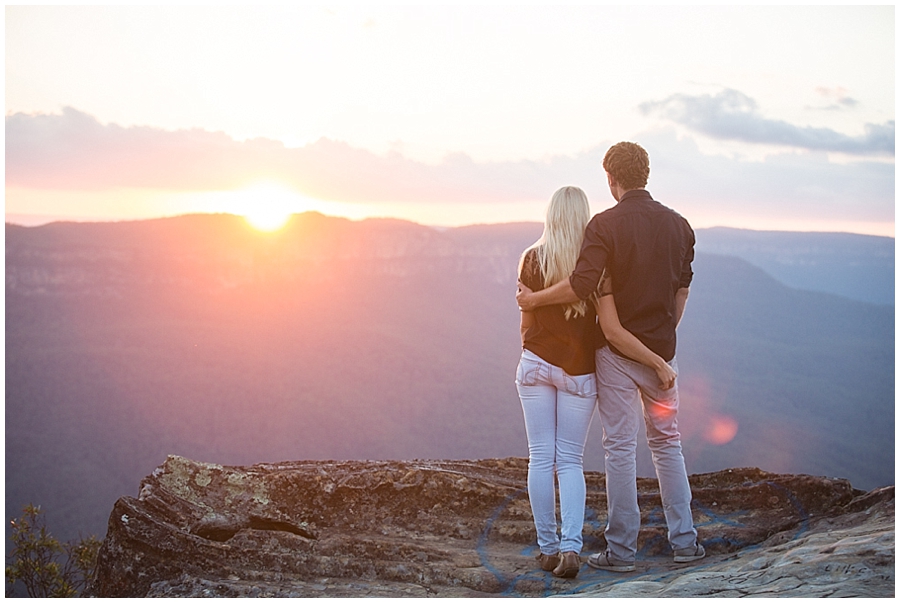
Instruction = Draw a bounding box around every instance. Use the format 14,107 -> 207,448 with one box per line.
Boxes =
569,189 -> 694,362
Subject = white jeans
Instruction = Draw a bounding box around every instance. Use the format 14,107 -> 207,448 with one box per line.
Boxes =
596,345 -> 698,562
516,350 -> 596,555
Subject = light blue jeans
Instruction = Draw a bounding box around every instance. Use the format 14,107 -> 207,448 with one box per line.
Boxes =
596,345 -> 698,562
516,349 -> 597,555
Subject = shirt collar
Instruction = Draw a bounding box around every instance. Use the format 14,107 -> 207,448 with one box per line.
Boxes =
619,189 -> 653,203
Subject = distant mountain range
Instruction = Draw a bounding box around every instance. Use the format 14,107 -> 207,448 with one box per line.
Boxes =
5,214 -> 894,542
695,226 -> 894,305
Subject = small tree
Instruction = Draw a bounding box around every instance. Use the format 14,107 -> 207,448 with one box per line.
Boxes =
6,504 -> 100,597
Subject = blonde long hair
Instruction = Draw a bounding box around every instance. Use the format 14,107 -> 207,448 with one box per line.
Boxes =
521,186 -> 591,319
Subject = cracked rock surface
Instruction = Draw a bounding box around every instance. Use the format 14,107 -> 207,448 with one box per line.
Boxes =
90,456 -> 894,597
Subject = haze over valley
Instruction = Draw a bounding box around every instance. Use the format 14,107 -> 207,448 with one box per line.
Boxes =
5,214 -> 894,542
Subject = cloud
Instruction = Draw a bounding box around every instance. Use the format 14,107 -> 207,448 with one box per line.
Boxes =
5,107 -> 588,204
813,86 -> 859,110
5,108 -> 895,228
640,129 -> 894,224
640,89 -> 893,156
6,107 -> 278,190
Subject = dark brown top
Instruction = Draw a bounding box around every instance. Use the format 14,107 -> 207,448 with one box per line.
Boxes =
520,247 -> 600,376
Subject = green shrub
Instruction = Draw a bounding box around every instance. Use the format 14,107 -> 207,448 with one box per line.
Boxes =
5,504 -> 100,597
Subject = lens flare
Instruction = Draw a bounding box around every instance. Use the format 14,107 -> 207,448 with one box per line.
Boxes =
648,402 -> 677,422
704,415 -> 738,445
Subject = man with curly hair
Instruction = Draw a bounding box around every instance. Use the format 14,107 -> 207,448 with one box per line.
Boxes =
517,141 -> 704,573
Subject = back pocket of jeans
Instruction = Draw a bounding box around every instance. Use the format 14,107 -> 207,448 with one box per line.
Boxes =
516,356 -> 542,386
563,373 -> 597,398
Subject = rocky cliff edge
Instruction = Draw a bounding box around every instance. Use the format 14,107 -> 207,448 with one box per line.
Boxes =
91,456 -> 894,597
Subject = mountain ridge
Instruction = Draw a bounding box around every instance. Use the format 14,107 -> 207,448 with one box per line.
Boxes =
5,214 -> 893,544
8,213 -> 891,303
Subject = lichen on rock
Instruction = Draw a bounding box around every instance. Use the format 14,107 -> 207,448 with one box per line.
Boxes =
90,457 -> 894,597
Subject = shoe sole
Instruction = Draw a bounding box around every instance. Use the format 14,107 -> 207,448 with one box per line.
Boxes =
674,555 -> 705,563
587,560 -> 635,572
552,566 -> 580,579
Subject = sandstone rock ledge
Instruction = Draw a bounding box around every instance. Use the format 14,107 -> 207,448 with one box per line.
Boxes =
91,456 -> 894,597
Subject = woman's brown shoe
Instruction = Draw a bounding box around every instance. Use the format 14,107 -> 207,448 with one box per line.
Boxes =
536,552 -> 561,572
552,551 -> 581,578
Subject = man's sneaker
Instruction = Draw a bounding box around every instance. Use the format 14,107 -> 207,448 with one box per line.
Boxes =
673,543 -> 706,563
536,552 -> 561,572
586,550 -> 635,573
552,551 -> 581,579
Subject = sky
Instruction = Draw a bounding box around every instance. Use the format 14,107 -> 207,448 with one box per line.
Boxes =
5,5 -> 896,236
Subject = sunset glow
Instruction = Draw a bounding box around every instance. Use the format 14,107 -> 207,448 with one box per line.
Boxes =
235,183 -> 305,232
4,6 -> 894,236
5,8 -> 893,586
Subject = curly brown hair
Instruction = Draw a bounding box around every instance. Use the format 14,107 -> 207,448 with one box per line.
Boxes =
602,142 -> 650,190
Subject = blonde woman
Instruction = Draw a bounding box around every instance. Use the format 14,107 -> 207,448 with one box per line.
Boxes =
515,186 -> 597,579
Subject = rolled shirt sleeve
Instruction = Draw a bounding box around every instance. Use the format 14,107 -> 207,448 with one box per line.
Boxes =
569,215 -> 609,301
678,225 -> 695,289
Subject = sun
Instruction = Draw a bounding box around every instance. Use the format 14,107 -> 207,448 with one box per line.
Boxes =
238,182 -> 304,231
245,206 -> 292,231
